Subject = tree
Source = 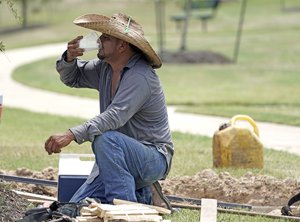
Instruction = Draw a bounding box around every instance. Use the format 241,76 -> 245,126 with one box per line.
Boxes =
0,0 -> 21,52
180,0 -> 192,51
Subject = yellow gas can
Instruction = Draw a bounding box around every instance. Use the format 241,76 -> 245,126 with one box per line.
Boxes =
213,115 -> 264,168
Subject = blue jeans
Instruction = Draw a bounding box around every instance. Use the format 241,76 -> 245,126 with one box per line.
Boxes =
69,131 -> 167,204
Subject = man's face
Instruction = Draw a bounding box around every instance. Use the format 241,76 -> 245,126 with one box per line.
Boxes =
97,34 -> 121,61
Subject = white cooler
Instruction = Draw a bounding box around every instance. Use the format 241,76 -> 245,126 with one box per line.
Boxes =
58,154 -> 94,202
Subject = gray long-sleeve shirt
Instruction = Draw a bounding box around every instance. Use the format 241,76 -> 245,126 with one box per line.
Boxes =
56,52 -> 174,175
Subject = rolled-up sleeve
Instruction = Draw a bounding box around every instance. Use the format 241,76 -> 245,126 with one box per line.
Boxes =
56,51 -> 100,89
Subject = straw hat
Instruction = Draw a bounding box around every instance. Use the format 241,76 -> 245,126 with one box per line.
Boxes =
73,13 -> 162,69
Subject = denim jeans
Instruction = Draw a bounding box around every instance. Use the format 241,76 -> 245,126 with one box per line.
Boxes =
69,131 -> 167,204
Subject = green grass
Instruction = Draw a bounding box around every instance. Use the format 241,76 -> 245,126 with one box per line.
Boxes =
8,0 -> 300,126
13,58 -> 300,126
0,107 -> 92,170
1,107 -> 298,222
165,209 -> 288,222
0,0 -> 160,49
12,58 -> 98,99
2,0 -> 300,221
1,107 -> 299,179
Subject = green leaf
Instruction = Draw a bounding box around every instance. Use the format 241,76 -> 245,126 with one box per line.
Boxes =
0,41 -> 5,52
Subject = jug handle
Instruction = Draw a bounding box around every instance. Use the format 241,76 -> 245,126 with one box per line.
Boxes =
230,115 -> 259,137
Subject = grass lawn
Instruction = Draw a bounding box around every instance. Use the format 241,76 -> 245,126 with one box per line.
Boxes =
1,0 -> 300,221
13,56 -> 300,126
1,107 -> 299,222
1,107 -> 300,179
5,0 -> 300,125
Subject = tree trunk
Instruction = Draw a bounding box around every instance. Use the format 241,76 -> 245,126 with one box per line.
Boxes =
21,0 -> 28,28
180,0 -> 192,51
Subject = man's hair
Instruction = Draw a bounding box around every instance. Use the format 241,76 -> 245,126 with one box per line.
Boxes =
129,43 -> 149,62
129,43 -> 142,54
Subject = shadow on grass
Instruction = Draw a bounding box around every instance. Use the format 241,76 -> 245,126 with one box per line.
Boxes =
160,50 -> 233,64
0,24 -> 47,35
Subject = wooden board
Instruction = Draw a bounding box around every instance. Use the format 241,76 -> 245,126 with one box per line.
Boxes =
12,190 -> 56,201
78,202 -> 168,222
200,198 -> 217,222
113,198 -> 171,215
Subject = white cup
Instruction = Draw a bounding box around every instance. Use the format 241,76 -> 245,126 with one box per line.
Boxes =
79,32 -> 101,51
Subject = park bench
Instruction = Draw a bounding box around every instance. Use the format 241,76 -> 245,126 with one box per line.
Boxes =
171,0 -> 221,32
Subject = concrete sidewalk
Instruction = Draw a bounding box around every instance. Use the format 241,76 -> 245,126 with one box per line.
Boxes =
1,43 -> 300,155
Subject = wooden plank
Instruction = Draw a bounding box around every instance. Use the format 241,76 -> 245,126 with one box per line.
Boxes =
80,205 -> 102,217
81,212 -> 98,217
75,216 -> 102,222
95,203 -> 160,219
81,206 -> 96,214
79,202 -> 170,221
105,214 -> 162,222
200,198 -> 217,222
98,203 -> 153,211
113,199 -> 171,215
13,190 -> 56,201
98,204 -> 158,215
105,209 -> 158,216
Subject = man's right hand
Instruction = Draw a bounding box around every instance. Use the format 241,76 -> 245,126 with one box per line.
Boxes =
65,36 -> 84,62
44,130 -> 75,155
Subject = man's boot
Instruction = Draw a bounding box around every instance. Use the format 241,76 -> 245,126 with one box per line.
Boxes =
151,181 -> 172,211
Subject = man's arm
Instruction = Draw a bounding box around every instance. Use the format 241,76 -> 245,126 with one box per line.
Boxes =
56,36 -> 101,89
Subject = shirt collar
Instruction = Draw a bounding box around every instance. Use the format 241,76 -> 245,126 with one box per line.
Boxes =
125,53 -> 143,69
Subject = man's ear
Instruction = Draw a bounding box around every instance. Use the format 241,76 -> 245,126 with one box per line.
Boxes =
119,41 -> 129,51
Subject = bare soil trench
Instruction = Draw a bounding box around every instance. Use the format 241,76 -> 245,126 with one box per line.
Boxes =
1,167 -> 300,221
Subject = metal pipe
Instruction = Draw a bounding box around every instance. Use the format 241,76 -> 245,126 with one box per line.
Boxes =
166,195 -> 252,210
0,174 -> 58,187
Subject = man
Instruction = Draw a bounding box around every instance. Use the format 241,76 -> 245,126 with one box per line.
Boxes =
44,13 -> 174,208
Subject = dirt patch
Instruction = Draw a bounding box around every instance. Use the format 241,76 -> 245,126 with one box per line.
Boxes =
1,167 -> 300,221
0,183 -> 31,222
161,50 -> 232,64
0,167 -> 58,222
0,167 -> 58,197
162,169 -> 300,207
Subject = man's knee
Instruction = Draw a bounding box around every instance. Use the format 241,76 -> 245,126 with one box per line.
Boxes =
92,131 -> 120,154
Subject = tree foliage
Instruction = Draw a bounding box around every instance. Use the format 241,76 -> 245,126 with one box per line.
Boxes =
0,0 -> 21,52
0,42 -> 4,52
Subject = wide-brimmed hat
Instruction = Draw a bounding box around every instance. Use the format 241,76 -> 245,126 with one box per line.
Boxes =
73,13 -> 162,69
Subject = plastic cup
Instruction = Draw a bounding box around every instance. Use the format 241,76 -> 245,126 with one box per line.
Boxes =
79,32 -> 101,51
